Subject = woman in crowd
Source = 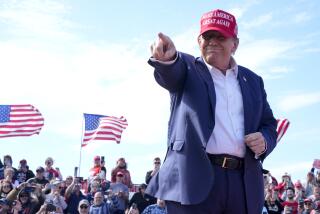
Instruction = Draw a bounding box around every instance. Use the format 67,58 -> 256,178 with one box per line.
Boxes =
111,158 -> 132,188
0,180 -> 13,199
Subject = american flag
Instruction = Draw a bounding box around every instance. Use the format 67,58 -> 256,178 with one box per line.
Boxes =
82,113 -> 128,147
276,118 -> 290,143
0,104 -> 44,138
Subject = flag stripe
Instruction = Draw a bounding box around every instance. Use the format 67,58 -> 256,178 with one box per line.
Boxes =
276,118 -> 290,143
82,113 -> 127,146
0,104 -> 44,138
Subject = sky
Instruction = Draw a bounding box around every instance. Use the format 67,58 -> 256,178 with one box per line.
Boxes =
0,0 -> 319,185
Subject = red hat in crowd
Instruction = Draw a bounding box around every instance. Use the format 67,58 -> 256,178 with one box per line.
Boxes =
199,9 -> 238,38
94,156 -> 100,161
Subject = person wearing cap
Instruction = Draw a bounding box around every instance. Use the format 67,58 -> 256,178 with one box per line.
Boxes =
16,159 -> 35,184
111,158 -> 133,188
78,199 -> 90,214
129,183 -> 155,213
109,171 -> 129,214
147,8 -> 277,214
26,166 -> 49,189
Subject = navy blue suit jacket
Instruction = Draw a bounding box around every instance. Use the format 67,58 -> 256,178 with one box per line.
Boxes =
146,52 -> 277,214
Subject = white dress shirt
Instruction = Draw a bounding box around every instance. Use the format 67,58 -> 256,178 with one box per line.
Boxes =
204,57 -> 246,158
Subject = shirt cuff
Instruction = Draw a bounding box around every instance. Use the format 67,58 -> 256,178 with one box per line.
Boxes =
255,139 -> 268,159
149,53 -> 178,65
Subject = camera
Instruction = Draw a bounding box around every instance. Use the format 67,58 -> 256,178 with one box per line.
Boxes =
46,203 -> 56,212
75,177 -> 83,183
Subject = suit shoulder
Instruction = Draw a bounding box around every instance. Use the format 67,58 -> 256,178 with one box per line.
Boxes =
238,65 -> 262,79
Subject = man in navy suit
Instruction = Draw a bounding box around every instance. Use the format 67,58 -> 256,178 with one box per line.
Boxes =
146,9 -> 278,214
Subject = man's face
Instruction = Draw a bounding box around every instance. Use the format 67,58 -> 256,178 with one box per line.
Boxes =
36,170 -> 44,178
198,30 -> 238,69
93,192 -> 103,206
116,174 -> 123,183
287,189 -> 294,199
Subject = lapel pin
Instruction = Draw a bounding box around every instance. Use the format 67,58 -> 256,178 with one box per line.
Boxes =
243,76 -> 247,82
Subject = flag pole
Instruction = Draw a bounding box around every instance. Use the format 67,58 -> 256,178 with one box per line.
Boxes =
78,114 -> 85,177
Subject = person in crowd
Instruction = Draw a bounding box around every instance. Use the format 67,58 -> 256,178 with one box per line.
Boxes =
45,180 -> 67,212
308,186 -> 320,202
315,171 -> 320,187
3,168 -> 19,188
147,8 -> 277,214
282,187 -> 299,214
279,173 -> 294,200
0,159 -> 4,180
44,157 -> 62,181
264,185 -> 283,214
311,201 -> 320,214
16,159 -> 35,184
302,198 -> 313,214
65,176 -> 73,187
89,191 -> 110,214
86,181 -> 100,205
294,180 -> 306,202
89,156 -> 104,184
0,180 -> 13,199
36,201 -> 64,214
141,199 -> 166,214
65,177 -> 86,214
78,199 -> 90,214
111,158 -> 132,188
129,184 -> 155,213
6,182 -> 45,214
100,157 -> 107,181
145,158 -> 161,185
27,167 -> 49,188
304,171 -> 316,198
3,155 -> 17,177
109,172 -> 129,214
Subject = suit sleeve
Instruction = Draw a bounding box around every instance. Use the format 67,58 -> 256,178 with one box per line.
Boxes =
148,52 -> 188,92
258,76 -> 277,162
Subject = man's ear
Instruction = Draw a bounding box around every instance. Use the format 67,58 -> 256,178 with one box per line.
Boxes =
232,38 -> 239,53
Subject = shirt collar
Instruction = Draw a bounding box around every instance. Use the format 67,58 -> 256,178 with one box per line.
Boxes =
202,56 -> 238,77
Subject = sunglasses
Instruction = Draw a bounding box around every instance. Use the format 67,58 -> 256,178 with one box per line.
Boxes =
80,205 -> 88,209
154,162 -> 161,164
3,185 -> 11,188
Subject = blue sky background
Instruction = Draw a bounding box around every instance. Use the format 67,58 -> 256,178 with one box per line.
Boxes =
0,0 -> 319,184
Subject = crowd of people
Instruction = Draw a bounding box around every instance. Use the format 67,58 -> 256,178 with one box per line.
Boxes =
0,155 -> 165,214
0,154 -> 319,214
262,169 -> 320,214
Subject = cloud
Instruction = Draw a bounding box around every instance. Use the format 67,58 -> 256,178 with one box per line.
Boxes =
0,0 -> 74,39
278,92 -> 320,112
293,11 -> 312,23
241,13 -> 273,29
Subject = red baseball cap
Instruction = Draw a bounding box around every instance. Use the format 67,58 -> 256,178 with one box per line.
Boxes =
94,156 -> 100,161
200,9 -> 238,38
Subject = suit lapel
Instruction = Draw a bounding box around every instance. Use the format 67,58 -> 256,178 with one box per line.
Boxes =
237,68 -> 252,135
196,57 -> 216,123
